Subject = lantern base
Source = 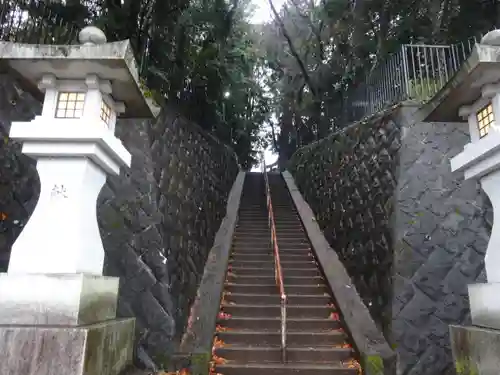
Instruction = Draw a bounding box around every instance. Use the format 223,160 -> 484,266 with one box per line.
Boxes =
0,318 -> 135,375
450,324 -> 500,375
0,273 -> 119,326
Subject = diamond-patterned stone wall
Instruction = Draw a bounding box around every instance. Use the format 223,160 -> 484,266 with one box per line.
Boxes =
0,74 -> 239,370
288,110 -> 491,375
289,117 -> 400,333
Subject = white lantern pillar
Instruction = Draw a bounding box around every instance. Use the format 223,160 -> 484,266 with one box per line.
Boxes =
6,72 -> 129,275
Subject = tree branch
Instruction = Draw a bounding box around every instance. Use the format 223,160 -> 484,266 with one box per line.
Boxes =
267,0 -> 318,97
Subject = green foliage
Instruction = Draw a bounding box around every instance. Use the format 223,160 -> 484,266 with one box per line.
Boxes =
4,0 -> 271,169
6,0 -> 498,167
256,0 -> 499,164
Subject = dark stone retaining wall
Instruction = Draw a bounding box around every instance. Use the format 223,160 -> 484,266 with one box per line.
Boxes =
289,116 -> 400,334
0,74 -> 239,369
288,107 -> 491,375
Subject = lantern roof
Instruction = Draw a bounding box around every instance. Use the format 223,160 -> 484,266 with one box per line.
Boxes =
0,28 -> 155,119
420,31 -> 500,122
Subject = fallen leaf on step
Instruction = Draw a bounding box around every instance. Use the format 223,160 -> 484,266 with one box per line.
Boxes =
215,325 -> 233,332
211,355 -> 228,365
217,312 -> 232,320
158,370 -> 189,375
329,312 -> 340,321
212,337 -> 226,348
343,359 -> 362,374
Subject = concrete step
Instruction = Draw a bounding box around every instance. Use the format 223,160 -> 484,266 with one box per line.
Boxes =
233,238 -> 309,246
237,219 -> 302,225
230,267 -> 320,278
226,274 -> 325,286
215,346 -> 353,363
225,293 -> 331,306
230,253 -> 314,262
235,234 -> 309,242
237,224 -> 305,230
232,246 -> 310,254
215,363 -> 357,375
218,316 -> 341,331
216,330 -> 346,347
225,283 -> 328,295
220,304 -> 335,319
230,259 -> 317,268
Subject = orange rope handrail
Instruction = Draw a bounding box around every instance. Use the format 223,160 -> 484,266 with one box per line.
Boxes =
261,154 -> 287,363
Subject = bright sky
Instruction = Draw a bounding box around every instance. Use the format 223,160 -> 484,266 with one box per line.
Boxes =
248,0 -> 284,169
249,0 -> 286,24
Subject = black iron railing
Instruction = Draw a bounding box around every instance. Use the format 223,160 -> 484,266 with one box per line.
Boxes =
338,35 -> 485,128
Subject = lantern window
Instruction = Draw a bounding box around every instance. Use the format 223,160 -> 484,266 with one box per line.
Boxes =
100,100 -> 112,127
55,92 -> 85,119
476,103 -> 494,138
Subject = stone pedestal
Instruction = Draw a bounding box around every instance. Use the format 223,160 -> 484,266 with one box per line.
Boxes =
0,274 -> 134,375
450,325 -> 500,375
0,318 -> 135,375
0,274 -> 119,325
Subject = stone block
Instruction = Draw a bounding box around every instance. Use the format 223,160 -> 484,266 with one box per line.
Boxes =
0,318 -> 135,375
0,273 -> 118,325
468,282 -> 500,330
450,324 -> 500,375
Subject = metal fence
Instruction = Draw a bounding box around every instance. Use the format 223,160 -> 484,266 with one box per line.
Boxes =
0,1 -> 80,45
338,37 -> 480,127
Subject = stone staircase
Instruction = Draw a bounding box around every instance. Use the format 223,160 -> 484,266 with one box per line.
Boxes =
213,172 -> 359,375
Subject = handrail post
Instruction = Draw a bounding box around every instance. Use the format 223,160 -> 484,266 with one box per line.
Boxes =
281,294 -> 287,363
401,45 -> 411,100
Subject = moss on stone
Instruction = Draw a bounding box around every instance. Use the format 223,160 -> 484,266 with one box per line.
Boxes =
79,293 -> 117,324
363,354 -> 384,375
83,319 -> 135,375
148,351 -> 169,368
189,352 -> 211,375
454,357 -> 479,375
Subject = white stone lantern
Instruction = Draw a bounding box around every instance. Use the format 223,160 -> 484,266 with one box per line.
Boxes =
448,36 -> 500,332
0,26 -> 156,375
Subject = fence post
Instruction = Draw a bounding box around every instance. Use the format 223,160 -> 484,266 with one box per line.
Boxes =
401,45 -> 411,100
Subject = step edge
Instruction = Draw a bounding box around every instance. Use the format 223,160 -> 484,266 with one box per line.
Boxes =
215,346 -> 353,352
221,304 -> 334,308
216,331 -> 345,336
218,317 -> 337,322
